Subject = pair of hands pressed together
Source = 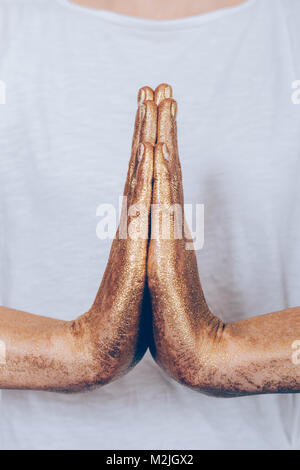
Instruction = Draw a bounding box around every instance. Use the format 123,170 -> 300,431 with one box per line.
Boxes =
1,84 -> 300,396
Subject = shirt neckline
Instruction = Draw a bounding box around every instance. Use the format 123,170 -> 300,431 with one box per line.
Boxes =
56,0 -> 258,31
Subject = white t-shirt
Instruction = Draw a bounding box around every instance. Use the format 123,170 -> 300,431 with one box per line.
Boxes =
1,0 -> 300,450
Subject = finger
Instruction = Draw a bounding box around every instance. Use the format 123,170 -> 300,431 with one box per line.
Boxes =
131,142 -> 154,207
138,86 -> 154,105
157,98 -> 178,160
133,88 -> 156,154
126,100 -> 157,198
153,143 -> 172,205
140,100 -> 157,145
124,87 -> 156,197
155,142 -> 189,244
124,103 -> 145,196
157,99 -> 183,204
154,83 -> 173,106
127,143 -> 154,242
152,143 -> 184,242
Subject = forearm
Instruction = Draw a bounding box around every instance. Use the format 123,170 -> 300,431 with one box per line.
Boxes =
180,306 -> 300,397
152,299 -> 300,397
0,278 -> 147,392
218,306 -> 300,396
0,306 -> 96,392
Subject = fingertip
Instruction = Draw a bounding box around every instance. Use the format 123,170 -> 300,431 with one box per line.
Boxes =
162,143 -> 170,161
143,141 -> 155,154
137,86 -> 154,105
158,98 -> 177,119
154,143 -> 170,174
155,142 -> 164,157
141,100 -> 157,145
155,142 -> 170,161
135,142 -> 154,200
137,142 -> 154,171
155,83 -> 173,106
143,99 -> 157,116
137,143 -> 145,162
141,141 -> 154,159
138,100 -> 156,123
157,99 -> 178,148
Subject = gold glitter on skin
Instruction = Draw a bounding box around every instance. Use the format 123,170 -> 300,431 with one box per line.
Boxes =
148,84 -> 300,397
0,86 -> 157,392
1,83 -> 300,396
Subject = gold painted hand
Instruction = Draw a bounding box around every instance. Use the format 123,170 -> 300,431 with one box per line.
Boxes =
148,84 -> 300,397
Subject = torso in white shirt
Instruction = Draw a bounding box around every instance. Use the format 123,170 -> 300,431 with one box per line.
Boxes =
0,0 -> 300,450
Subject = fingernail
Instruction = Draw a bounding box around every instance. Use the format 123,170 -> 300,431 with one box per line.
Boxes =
164,86 -> 172,99
138,88 -> 145,105
162,144 -> 169,161
171,102 -> 177,119
139,104 -> 146,120
138,143 -> 145,162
